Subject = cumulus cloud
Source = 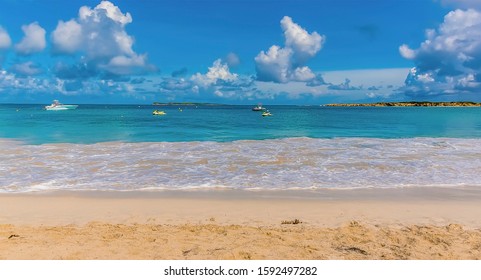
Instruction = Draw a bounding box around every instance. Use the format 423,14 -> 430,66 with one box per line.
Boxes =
400,67 -> 451,97
51,1 -> 153,76
399,9 -> 481,96
290,66 -> 316,82
0,26 -> 11,49
79,0 -> 132,26
399,44 -> 416,59
157,59 -> 241,97
157,58 -> 255,100
255,16 -> 325,83
281,16 -> 324,64
255,45 -> 292,83
15,22 -> 46,55
51,19 -> 82,54
191,59 -> 238,87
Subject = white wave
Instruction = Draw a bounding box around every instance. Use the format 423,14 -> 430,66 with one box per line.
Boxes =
1,137 -> 481,193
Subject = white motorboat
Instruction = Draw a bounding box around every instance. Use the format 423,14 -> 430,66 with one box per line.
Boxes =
45,100 -> 78,111
252,103 -> 266,111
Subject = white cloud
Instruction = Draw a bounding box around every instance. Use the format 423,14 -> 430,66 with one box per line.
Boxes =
255,16 -> 325,83
147,59 -> 246,100
181,59 -> 260,101
191,59 -> 238,87
79,1 -> 132,26
156,67 -> 405,103
100,54 -> 152,75
416,72 -> 436,83
254,45 -> 292,83
399,44 -> 416,59
400,9 -> 481,72
10,61 -> 43,76
0,69 -> 52,95
281,16 -> 324,64
457,73 -> 481,88
51,1 -> 153,76
0,26 -> 11,49
291,66 -> 316,82
51,20 -> 82,54
205,59 -> 238,81
399,9 -> 481,96
15,22 -> 46,55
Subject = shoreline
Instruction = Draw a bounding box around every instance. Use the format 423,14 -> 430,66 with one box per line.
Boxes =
1,187 -> 481,259
3,184 -> 481,200
2,187 -> 481,227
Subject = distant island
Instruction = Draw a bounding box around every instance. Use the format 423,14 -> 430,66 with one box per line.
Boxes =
325,101 -> 481,107
153,102 -> 224,106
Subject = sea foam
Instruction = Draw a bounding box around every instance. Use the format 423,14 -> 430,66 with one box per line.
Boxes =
1,137 -> 480,193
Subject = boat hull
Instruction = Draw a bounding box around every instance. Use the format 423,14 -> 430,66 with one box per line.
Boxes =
45,105 -> 78,110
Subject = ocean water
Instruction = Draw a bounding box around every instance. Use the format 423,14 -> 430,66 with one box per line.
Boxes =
1,104 -> 481,193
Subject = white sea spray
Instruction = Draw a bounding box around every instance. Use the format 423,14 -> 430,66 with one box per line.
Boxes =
1,137 -> 481,193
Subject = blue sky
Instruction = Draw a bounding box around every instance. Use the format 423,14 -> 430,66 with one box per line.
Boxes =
0,0 -> 480,104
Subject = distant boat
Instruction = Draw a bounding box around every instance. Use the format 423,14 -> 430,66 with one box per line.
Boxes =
262,110 -> 273,117
252,104 -> 266,111
45,100 -> 78,111
153,110 -> 166,115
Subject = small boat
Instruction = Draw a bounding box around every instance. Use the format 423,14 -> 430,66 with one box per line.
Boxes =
262,110 -> 273,117
153,110 -> 166,115
252,104 -> 266,111
45,100 -> 78,110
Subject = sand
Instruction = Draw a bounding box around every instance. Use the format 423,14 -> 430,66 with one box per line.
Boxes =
1,188 -> 481,260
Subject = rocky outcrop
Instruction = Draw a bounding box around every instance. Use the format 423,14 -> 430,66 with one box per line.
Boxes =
325,101 -> 481,107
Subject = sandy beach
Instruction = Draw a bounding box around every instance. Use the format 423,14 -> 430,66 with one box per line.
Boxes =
1,188 -> 481,260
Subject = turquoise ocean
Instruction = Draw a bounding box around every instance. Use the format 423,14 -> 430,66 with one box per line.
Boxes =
1,104 -> 481,193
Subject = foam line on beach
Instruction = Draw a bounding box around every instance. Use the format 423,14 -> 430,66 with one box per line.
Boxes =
2,137 -> 481,193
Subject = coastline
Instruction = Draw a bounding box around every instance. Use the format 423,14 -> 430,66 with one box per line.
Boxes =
325,101 -> 481,107
1,188 -> 481,259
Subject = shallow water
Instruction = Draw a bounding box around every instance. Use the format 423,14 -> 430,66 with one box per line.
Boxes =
1,137 -> 480,193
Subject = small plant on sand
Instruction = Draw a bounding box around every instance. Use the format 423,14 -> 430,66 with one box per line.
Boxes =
281,218 -> 302,225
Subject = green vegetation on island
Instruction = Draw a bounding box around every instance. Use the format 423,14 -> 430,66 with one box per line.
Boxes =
325,101 -> 481,107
